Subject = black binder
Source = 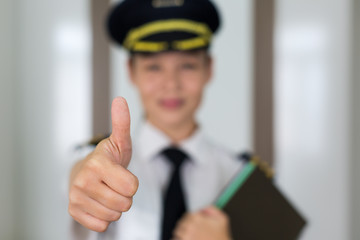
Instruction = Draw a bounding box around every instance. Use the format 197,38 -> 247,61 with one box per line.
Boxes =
215,159 -> 306,240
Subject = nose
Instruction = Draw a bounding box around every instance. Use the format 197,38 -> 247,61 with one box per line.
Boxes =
163,68 -> 181,92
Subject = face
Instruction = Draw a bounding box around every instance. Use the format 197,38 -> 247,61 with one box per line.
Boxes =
128,50 -> 212,130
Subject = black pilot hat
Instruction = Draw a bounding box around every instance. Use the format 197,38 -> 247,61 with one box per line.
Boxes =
106,0 -> 221,53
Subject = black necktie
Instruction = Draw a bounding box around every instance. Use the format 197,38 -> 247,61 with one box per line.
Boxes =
161,147 -> 188,240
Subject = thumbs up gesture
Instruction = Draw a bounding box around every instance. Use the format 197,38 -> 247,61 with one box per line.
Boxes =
68,97 -> 139,232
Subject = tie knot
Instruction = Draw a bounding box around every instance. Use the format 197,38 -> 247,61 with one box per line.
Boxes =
162,147 -> 188,168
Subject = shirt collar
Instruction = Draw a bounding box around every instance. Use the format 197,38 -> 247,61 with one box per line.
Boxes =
178,127 -> 207,165
135,121 -> 207,165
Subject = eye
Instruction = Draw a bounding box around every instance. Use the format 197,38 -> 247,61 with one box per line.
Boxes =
146,64 -> 161,71
181,63 -> 198,70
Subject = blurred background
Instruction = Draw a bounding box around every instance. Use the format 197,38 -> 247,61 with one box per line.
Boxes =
0,0 -> 359,239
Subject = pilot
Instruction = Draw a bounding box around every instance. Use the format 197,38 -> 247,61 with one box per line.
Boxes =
68,0 -> 243,239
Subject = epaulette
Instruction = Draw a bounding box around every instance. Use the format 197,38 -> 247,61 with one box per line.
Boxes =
238,152 -> 274,179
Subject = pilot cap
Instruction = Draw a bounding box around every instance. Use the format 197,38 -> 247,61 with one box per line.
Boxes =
106,0 -> 221,53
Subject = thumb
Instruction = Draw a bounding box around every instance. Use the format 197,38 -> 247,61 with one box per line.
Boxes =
109,97 -> 132,167
200,206 -> 223,217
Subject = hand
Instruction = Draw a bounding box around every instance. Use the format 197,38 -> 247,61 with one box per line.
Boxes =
68,97 -> 139,232
173,206 -> 232,240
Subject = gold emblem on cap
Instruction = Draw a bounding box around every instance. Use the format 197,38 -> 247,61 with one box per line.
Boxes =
152,0 -> 184,8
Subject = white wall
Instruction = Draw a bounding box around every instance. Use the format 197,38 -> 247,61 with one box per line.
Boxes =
274,0 -> 353,239
111,0 -> 254,153
10,0 -> 92,239
0,0 -> 15,239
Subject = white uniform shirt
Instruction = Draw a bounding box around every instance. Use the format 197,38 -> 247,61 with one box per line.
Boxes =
71,122 -> 243,240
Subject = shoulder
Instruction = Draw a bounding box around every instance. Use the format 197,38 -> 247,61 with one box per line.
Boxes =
201,135 -> 245,169
202,135 -> 237,159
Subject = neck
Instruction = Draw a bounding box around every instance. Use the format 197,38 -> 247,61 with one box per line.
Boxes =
148,119 -> 197,143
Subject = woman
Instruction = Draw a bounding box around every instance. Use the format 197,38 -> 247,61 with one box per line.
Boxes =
68,0 -> 243,239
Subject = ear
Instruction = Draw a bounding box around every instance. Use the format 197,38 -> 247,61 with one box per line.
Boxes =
205,55 -> 213,85
127,57 -> 136,85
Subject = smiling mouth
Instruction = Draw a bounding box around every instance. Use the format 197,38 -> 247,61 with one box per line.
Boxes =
159,98 -> 185,110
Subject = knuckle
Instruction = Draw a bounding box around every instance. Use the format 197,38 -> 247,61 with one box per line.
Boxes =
68,190 -> 82,206
120,197 -> 133,212
74,177 -> 90,191
104,211 -> 114,221
86,157 -> 102,172
102,191 -> 116,208
95,222 -> 109,232
102,189 -> 112,201
108,211 -> 122,221
126,174 -> 139,196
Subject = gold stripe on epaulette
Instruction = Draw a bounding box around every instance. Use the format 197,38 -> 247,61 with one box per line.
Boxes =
124,19 -> 212,50
250,155 -> 275,179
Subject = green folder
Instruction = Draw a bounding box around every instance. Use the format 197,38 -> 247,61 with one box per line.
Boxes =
215,161 -> 306,240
